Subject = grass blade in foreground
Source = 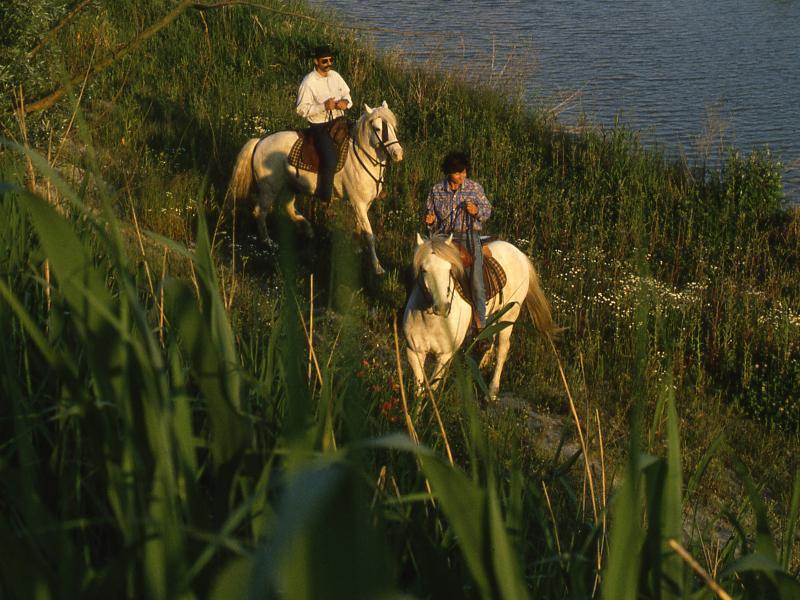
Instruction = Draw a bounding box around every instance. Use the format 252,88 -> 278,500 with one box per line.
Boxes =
662,381 -> 685,598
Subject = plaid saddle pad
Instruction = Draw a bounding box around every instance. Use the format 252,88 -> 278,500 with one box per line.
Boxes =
453,255 -> 507,304
287,118 -> 350,174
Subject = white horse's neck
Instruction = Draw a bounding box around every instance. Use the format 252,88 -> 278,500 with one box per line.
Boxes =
343,116 -> 386,196
442,291 -> 471,346
407,274 -> 472,352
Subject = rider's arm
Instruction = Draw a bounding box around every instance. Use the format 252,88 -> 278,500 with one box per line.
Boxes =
425,187 -> 438,233
472,183 -> 492,223
296,78 -> 327,121
334,72 -> 353,109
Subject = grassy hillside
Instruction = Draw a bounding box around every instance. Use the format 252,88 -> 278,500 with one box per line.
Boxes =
1,1 -> 799,598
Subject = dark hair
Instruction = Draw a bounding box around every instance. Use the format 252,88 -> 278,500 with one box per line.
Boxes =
441,151 -> 470,175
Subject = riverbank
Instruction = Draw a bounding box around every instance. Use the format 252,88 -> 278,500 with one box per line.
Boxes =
1,1 -> 798,597
312,0 -> 800,204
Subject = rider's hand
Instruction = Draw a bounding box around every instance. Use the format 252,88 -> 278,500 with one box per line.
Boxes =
324,98 -> 337,111
335,99 -> 348,110
465,201 -> 478,216
425,212 -> 436,225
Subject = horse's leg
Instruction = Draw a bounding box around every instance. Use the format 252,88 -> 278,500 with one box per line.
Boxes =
406,347 -> 426,395
286,197 -> 314,238
488,325 -> 514,400
430,352 -> 453,390
254,183 -> 277,249
352,198 -> 384,275
479,340 -> 496,369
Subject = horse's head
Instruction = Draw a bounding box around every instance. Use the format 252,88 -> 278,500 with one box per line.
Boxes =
413,233 -> 464,317
361,101 -> 404,162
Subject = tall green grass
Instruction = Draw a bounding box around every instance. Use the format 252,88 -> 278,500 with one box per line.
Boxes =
2,149 -> 798,596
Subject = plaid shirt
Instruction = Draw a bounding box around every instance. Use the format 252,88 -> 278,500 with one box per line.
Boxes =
425,177 -> 492,235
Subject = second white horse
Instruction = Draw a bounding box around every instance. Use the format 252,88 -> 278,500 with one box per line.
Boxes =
404,234 -> 559,399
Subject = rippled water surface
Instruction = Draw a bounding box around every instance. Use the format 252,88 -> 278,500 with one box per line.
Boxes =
313,0 -> 800,200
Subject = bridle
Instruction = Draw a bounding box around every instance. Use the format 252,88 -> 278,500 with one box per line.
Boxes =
417,260 -> 456,318
377,119 -> 402,153
351,116 -> 400,195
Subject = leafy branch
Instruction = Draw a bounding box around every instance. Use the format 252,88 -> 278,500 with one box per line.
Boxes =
17,0 -> 328,115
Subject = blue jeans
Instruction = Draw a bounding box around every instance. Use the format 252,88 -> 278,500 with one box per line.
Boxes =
456,232 -> 485,329
310,122 -> 336,202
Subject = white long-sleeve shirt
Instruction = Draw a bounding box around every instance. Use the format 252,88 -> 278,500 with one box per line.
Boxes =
296,69 -> 352,124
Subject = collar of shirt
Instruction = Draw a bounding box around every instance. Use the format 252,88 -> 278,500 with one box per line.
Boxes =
437,178 -> 476,193
310,68 -> 337,80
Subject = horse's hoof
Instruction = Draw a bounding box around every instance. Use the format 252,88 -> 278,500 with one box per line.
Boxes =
374,264 -> 386,276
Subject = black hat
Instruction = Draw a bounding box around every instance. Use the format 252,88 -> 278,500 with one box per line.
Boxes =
312,45 -> 335,59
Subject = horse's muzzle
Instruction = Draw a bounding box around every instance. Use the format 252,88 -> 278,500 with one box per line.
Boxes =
390,146 -> 404,162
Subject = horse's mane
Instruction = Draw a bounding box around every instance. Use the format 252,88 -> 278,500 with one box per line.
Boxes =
412,235 -> 465,280
357,104 -> 398,148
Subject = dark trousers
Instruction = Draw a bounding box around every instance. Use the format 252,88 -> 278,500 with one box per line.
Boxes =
310,122 -> 336,202
454,232 -> 486,329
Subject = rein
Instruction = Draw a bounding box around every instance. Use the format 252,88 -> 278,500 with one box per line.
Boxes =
351,117 -> 399,197
350,137 -> 388,178
351,136 -> 386,195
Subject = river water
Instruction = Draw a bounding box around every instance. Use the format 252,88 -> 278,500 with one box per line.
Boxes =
313,0 -> 800,202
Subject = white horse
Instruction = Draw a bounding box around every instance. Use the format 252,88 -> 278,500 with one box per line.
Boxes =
403,234 -> 559,399
227,102 -> 403,275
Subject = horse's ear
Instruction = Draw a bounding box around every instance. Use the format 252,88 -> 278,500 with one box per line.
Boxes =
445,234 -> 453,245
381,100 -> 388,109
364,103 -> 373,114
416,232 -> 425,246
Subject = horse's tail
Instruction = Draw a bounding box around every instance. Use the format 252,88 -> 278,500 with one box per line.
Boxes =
226,138 -> 259,205
525,257 -> 561,337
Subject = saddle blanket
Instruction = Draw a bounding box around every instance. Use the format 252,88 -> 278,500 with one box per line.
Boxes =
287,118 -> 350,174
452,254 -> 507,305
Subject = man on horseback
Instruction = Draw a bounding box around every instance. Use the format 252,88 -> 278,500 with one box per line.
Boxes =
424,151 -> 492,330
296,44 -> 353,204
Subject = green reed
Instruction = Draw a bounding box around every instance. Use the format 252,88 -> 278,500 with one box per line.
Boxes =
2,151 -> 798,597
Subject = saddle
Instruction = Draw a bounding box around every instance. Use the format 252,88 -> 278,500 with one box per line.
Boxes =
287,116 -> 351,175
451,240 -> 508,328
